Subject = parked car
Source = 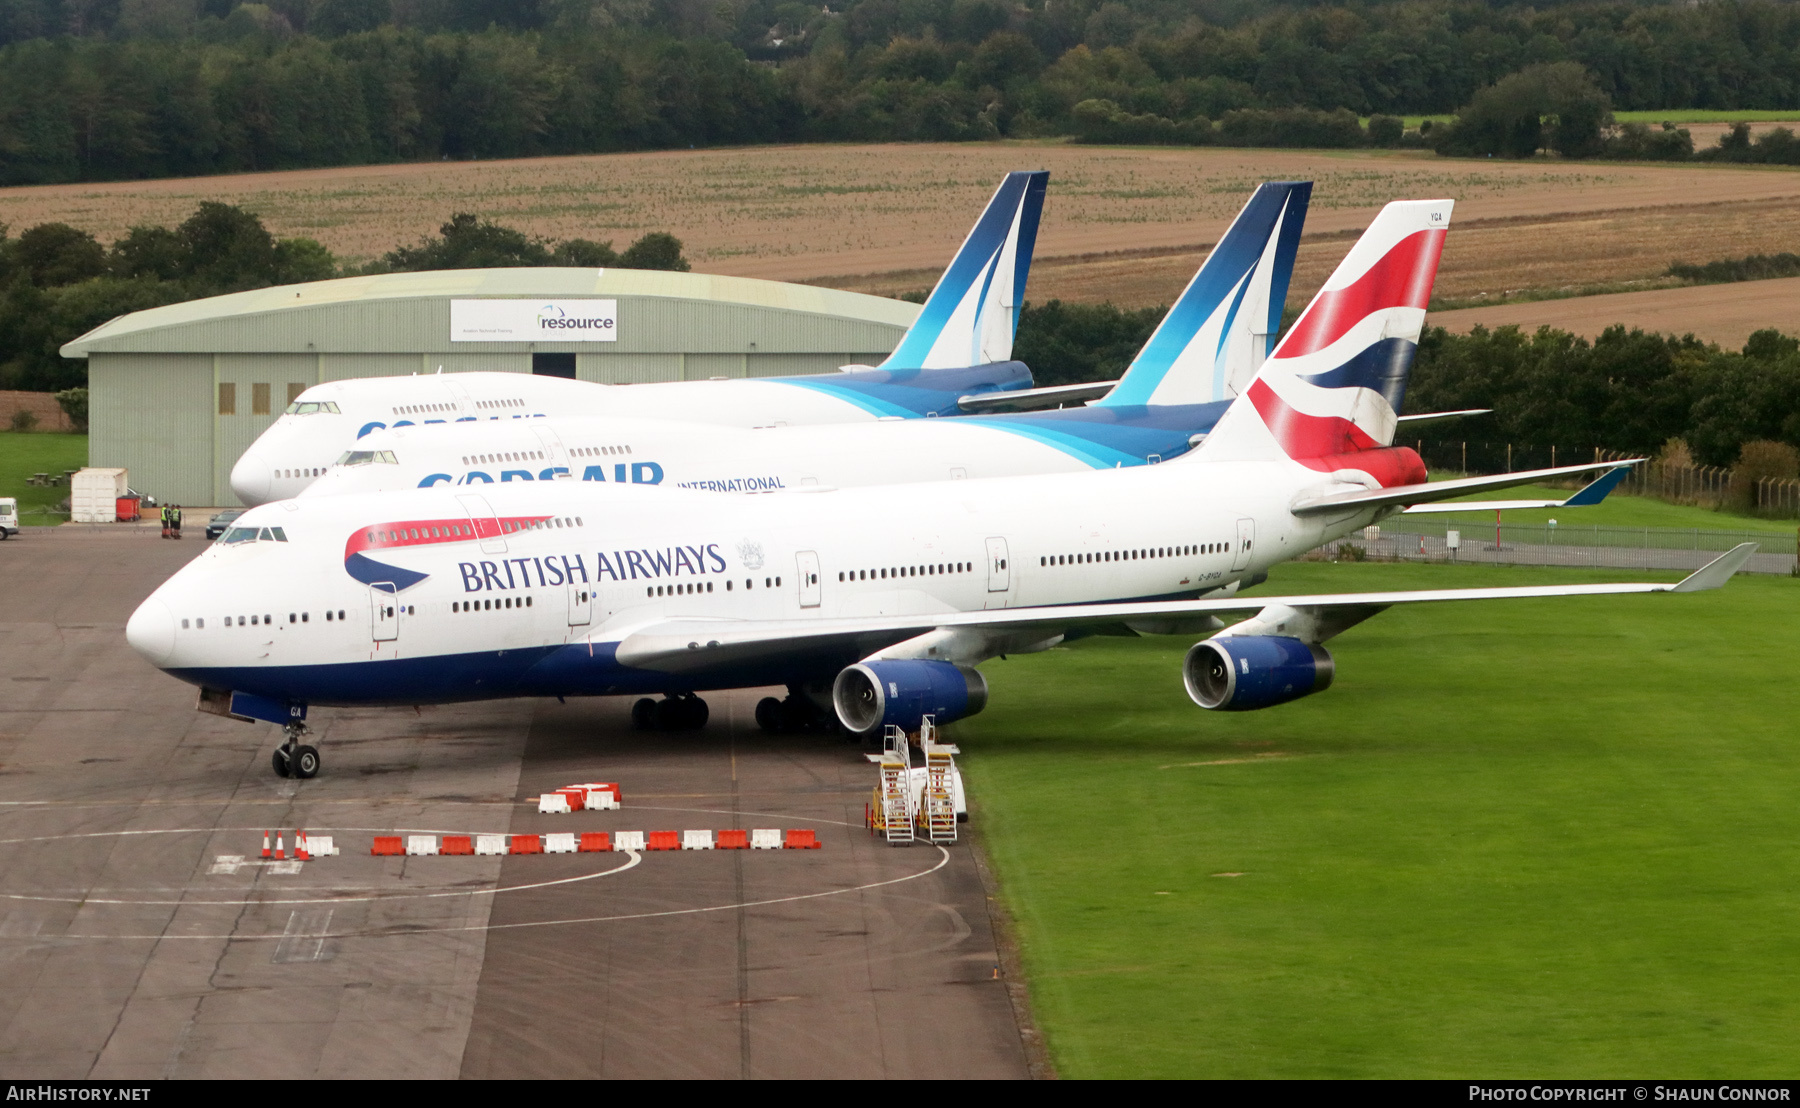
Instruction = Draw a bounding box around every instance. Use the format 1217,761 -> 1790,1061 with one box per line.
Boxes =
205,509 -> 245,541
0,497 -> 18,539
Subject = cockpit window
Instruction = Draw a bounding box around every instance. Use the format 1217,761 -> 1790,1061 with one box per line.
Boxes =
334,450 -> 398,466
220,526 -> 289,545
284,401 -> 341,415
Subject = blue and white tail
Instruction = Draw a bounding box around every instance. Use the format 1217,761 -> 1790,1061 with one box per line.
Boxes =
1194,198 -> 1452,487
879,170 -> 1048,370
1097,181 -> 1310,408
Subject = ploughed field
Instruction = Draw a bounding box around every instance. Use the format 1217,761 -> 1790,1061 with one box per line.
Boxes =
958,560 -> 1800,1077
5,144 -> 1800,320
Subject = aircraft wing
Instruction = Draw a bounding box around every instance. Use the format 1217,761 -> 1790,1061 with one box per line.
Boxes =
1394,408 -> 1492,427
1398,465 -> 1630,514
611,544 -> 1755,674
1292,459 -> 1644,516
957,380 -> 1117,412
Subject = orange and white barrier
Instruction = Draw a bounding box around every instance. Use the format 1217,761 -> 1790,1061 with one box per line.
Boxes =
537,793 -> 572,814
681,829 -> 714,850
406,835 -> 438,856
475,834 -> 507,856
442,835 -> 474,856
613,830 -> 646,852
750,829 -> 782,850
579,831 -> 612,853
716,829 -> 749,849
545,832 -> 577,854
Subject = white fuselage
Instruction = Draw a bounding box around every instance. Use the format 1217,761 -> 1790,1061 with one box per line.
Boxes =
234,367 -> 1028,505
300,405 -> 1221,500
128,456 -> 1364,705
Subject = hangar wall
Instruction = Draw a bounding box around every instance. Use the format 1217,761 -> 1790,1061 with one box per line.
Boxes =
66,268 -> 918,507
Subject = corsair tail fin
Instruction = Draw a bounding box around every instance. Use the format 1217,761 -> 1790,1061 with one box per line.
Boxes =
1098,181 -> 1311,408
1191,198 -> 1452,481
880,170 -> 1048,370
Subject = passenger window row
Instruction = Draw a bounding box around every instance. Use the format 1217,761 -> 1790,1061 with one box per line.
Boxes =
368,524 -> 472,543
477,399 -> 524,410
840,562 -> 970,583
182,607 -> 349,630
394,402 -> 455,416
498,516 -> 584,534
461,450 -> 546,465
648,582 -> 714,598
456,596 -> 533,612
571,445 -> 632,457
1040,543 -> 1223,568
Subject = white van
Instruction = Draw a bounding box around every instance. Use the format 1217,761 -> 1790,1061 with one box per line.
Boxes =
0,497 -> 18,539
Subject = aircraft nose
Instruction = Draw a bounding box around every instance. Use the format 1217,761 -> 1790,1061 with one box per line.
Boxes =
126,597 -> 177,667
231,450 -> 273,506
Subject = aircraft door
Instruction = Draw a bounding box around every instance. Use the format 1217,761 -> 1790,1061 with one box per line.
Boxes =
1232,518 -> 1255,570
443,379 -> 474,416
455,493 -> 508,555
567,580 -> 592,626
371,583 -> 398,642
531,426 -> 568,474
796,551 -> 821,608
985,537 -> 1011,593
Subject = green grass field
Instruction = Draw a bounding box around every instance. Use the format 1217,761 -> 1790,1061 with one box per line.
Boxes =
1424,486 -> 1797,532
1614,109 -> 1800,124
0,431 -> 87,520
1394,110 -> 1800,129
960,560 -> 1800,1077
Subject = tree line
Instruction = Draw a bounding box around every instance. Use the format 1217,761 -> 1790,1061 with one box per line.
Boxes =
8,0 -> 1800,182
0,204 -> 689,392
1013,298 -> 1800,473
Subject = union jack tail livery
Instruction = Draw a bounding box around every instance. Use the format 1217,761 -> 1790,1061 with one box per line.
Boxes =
1193,198 -> 1452,488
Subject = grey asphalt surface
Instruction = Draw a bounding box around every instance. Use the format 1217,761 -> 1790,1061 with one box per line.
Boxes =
0,527 -> 1031,1079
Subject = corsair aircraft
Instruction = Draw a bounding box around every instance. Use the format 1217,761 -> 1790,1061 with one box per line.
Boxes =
305,182 -> 1315,499
127,198 -> 1751,780
229,170 -> 1050,506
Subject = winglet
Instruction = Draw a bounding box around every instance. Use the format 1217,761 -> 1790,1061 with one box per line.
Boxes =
1671,543 -> 1759,592
1562,465 -> 1631,507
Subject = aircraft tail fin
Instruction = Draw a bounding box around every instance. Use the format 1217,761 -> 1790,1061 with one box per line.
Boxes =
1190,198 -> 1452,487
1097,181 -> 1311,408
879,170 -> 1048,370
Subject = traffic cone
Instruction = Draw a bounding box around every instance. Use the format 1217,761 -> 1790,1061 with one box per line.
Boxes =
295,831 -> 311,862
274,832 -> 285,860
261,831 -> 271,860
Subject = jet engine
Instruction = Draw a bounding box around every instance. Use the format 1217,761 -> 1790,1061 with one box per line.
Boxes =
832,660 -> 989,736
1183,636 -> 1334,711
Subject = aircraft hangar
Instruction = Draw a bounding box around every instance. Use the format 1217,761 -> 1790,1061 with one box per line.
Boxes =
59,267 -> 918,507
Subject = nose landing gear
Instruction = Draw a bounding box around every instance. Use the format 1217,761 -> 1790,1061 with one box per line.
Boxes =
271,721 -> 320,779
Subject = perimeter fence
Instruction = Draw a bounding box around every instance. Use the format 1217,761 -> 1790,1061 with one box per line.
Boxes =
1324,521 -> 1797,575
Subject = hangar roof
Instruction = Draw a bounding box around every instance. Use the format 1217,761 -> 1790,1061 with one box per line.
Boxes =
61,267 -> 918,358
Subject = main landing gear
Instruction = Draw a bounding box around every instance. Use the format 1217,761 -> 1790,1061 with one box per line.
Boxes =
271,721 -> 320,779
755,690 -> 837,735
631,693 -> 709,732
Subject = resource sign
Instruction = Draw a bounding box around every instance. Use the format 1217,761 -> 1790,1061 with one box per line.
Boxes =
450,299 -> 619,342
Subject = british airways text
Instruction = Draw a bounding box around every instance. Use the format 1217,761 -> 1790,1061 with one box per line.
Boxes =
457,543 -> 727,592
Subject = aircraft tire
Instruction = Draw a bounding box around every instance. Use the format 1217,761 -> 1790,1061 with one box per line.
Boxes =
653,698 -> 685,731
755,697 -> 783,733
631,698 -> 656,731
271,749 -> 291,778
687,697 -> 709,730
293,745 -> 320,779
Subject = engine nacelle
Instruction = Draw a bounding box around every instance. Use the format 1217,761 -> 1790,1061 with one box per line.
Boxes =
1183,636 -> 1334,711
833,660 -> 989,736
